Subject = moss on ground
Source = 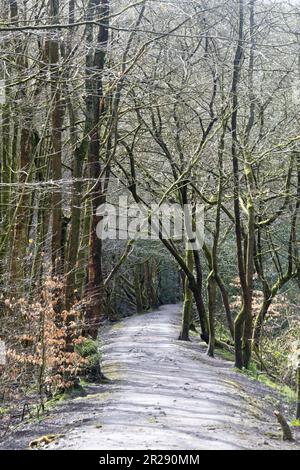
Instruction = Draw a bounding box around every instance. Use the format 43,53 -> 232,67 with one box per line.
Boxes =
291,419 -> 300,427
110,322 -> 125,332
215,344 -> 297,418
241,364 -> 296,404
44,386 -> 85,411
103,361 -> 124,380
214,339 -> 296,400
74,391 -> 112,402
215,346 -> 235,362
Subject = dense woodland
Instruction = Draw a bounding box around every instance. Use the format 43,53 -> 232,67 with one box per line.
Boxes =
1,0 -> 300,434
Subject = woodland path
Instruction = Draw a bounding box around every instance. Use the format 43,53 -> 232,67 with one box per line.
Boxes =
1,304 -> 299,450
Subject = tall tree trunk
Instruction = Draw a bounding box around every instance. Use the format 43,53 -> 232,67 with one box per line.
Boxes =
9,0 -> 32,293
64,0 -> 84,309
10,126 -> 31,290
84,0 -> 110,340
241,0 -> 257,369
0,30 -> 12,281
48,0 -> 64,276
242,206 -> 255,369
231,0 -> 248,370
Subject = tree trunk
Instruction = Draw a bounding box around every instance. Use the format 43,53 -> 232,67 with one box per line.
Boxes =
65,145 -> 84,309
48,0 -> 64,275
242,202 -> 255,369
193,250 -> 209,342
134,264 -> 143,313
231,0 -> 248,369
84,0 -> 110,339
179,245 -> 193,341
252,292 -> 272,352
64,0 -> 84,309
10,126 -> 31,291
207,275 -> 217,357
297,354 -> 300,420
215,274 -> 234,339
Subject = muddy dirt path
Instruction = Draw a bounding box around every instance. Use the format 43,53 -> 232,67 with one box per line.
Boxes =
1,305 -> 299,450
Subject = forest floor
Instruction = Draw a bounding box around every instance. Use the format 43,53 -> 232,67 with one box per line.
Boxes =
0,304 -> 299,450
